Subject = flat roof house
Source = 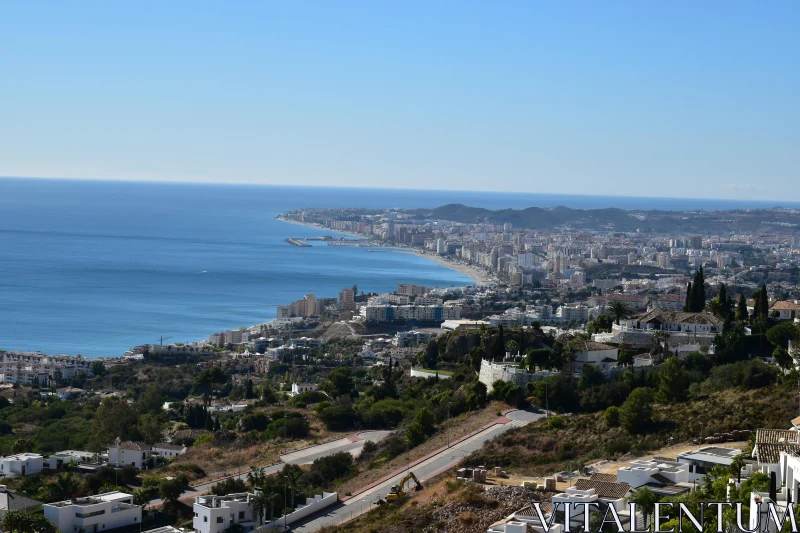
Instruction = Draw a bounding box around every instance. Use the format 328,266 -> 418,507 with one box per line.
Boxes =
44,491 -> 141,533
0,453 -> 44,478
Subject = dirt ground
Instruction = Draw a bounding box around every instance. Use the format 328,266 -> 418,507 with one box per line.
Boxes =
336,402 -> 508,496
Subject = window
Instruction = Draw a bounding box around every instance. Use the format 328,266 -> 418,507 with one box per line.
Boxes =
239,512 -> 245,519
217,517 -> 223,524
203,517 -> 208,523
194,513 -> 198,517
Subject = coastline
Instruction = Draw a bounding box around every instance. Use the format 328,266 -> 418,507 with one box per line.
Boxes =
276,217 -> 493,286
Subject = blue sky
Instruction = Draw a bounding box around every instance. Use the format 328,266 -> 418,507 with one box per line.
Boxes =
1,2 -> 798,200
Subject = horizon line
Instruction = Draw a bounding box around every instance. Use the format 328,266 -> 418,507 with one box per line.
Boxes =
0,174 -> 795,207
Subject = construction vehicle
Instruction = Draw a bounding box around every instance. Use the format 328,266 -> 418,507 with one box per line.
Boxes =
378,471 -> 423,504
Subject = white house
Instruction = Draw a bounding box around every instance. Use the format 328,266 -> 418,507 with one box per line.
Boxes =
45,450 -> 97,470
769,301 -> 800,322
675,446 -> 742,483
551,478 -> 631,530
570,340 -> 619,373
193,492 -> 258,533
152,443 -> 187,460
44,491 -> 141,533
289,383 -> 317,397
0,453 -> 44,477
57,387 -> 87,400
107,440 -> 152,469
621,309 -> 723,335
616,459 -> 691,496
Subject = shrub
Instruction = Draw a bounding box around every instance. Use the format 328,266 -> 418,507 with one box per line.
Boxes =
604,406 -> 620,427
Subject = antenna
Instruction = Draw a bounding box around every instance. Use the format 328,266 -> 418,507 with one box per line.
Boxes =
158,336 -> 172,346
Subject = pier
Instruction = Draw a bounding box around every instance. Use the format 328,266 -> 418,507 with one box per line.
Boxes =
285,238 -> 311,247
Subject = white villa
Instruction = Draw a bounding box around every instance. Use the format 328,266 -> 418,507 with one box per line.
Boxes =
44,491 -> 141,533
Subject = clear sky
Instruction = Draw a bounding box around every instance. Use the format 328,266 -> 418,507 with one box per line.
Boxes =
1,2 -> 798,200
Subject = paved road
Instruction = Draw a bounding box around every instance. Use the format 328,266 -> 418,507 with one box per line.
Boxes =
149,431 -> 393,507
290,409 -> 545,532
281,431 -> 393,465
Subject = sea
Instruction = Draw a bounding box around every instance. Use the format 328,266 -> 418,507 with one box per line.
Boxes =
1,178 -> 797,357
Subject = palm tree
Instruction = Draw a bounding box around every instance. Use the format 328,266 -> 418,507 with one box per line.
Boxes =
609,301 -> 632,326
651,331 -> 671,362
284,467 -> 304,509
626,487 -> 659,529
268,492 -> 281,522
247,466 -> 268,490
47,472 -> 79,502
250,491 -> 270,526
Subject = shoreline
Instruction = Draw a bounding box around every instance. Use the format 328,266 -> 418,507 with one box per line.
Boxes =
276,217 -> 494,286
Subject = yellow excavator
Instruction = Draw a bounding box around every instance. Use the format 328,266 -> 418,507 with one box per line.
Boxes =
379,471 -> 423,503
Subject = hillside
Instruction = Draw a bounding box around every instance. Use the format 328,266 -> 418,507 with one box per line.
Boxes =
412,204 -> 800,234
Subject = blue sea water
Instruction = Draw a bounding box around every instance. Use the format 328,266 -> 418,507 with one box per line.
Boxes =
1,178 -> 797,357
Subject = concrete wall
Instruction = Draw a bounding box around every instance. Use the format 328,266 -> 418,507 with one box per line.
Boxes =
410,368 -> 451,379
265,492 -> 337,528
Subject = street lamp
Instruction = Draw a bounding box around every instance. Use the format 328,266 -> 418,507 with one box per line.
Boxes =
283,476 -> 288,530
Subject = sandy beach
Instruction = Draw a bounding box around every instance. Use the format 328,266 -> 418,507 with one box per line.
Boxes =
276,217 -> 494,286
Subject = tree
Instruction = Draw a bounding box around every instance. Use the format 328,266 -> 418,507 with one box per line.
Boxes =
250,490 -> 270,525
604,406 -> 620,427
655,357 -> 688,403
136,383 -> 165,415
736,294 -> 748,321
650,331 -> 671,362
684,283 -> 692,312
210,477 -> 247,495
283,464 -> 305,510
767,322 -> 799,350
626,486 -> 659,528
609,301 -> 632,326
159,478 -> 184,505
495,325 -> 506,361
2,511 -> 57,533
89,396 -> 139,451
620,387 -> 653,433
11,438 -> 33,454
45,472 -> 79,502
132,488 -> 151,506
138,413 -> 166,444
194,367 -> 228,400
773,347 -> 793,370
526,348 -> 550,372
90,360 -> 107,377
323,367 -> 355,398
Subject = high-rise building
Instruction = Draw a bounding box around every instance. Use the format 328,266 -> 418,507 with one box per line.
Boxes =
338,288 -> 355,311
436,238 -> 446,255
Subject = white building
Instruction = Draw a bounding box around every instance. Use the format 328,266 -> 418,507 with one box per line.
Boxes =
555,304 -> 590,323
57,387 -> 87,400
152,443 -> 187,460
570,340 -> 618,373
107,440 -> 152,469
360,304 -> 461,323
436,238 -> 446,255
616,459 -> 690,492
44,491 -> 141,533
0,453 -> 44,477
675,446 -> 742,483
45,450 -> 96,470
193,492 -> 258,533
289,383 -> 318,397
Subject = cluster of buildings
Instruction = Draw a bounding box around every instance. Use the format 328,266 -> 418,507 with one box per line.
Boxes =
487,419 -> 800,533
0,351 -> 94,386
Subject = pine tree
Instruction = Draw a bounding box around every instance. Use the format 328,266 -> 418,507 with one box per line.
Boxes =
759,284 -> 770,318
495,325 -> 506,361
718,283 -> 727,308
736,294 -> 748,321
684,283 -> 692,312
